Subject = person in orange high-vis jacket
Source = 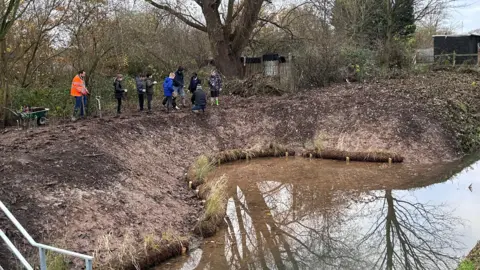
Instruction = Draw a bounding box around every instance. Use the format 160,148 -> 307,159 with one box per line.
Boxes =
71,70 -> 89,120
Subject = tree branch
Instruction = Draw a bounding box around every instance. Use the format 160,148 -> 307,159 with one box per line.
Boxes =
225,0 -> 235,25
231,0 -> 266,53
258,17 -> 296,39
145,0 -> 207,32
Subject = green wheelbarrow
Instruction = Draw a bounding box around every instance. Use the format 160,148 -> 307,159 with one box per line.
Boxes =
5,107 -> 50,128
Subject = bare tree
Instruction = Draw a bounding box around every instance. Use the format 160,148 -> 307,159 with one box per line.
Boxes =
0,0 -> 31,125
145,0 -> 269,77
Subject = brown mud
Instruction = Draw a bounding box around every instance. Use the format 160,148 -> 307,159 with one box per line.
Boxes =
1,70 -> 480,268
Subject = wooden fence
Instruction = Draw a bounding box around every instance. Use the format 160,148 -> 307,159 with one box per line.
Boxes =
415,51 -> 480,66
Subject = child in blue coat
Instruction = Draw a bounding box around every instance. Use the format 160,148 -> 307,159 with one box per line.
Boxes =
163,73 -> 175,112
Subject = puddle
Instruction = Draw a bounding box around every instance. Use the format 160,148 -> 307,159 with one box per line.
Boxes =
161,158 -> 480,270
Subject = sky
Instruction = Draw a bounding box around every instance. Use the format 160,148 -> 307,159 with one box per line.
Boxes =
446,0 -> 480,33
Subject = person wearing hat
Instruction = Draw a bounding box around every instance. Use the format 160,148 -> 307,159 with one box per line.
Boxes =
173,66 -> 186,107
114,74 -> 127,115
192,79 -> 207,113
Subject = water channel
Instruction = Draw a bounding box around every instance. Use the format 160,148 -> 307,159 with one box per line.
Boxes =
162,157 -> 480,270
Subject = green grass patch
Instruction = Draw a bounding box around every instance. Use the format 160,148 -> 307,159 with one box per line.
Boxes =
46,251 -> 69,270
458,259 -> 475,270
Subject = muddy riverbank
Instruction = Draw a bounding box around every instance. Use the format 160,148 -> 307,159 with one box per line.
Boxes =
1,70 -> 480,268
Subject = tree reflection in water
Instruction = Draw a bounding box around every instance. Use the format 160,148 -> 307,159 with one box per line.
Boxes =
191,181 -> 463,270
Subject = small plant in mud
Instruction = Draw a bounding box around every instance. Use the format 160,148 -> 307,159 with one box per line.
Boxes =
94,232 -> 141,269
192,155 -> 214,186
144,234 -> 160,252
314,134 -> 326,151
160,229 -> 187,243
46,251 -> 69,270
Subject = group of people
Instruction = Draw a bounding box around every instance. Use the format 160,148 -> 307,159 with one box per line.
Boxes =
70,66 -> 223,120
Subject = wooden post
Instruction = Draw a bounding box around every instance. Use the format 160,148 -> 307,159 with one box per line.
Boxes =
288,53 -> 294,92
452,51 -> 456,67
260,54 -> 264,76
477,43 -> 480,66
242,55 -> 246,78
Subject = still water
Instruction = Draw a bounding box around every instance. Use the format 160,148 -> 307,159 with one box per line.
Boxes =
164,158 -> 480,270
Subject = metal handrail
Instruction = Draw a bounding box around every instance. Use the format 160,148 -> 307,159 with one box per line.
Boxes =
0,229 -> 33,270
0,201 -> 93,269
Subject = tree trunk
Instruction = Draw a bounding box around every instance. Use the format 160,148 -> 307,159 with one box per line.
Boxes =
385,189 -> 394,270
212,41 -> 242,77
202,4 -> 242,77
1,39 -> 10,127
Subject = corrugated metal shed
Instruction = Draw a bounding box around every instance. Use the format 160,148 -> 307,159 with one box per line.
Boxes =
433,34 -> 480,64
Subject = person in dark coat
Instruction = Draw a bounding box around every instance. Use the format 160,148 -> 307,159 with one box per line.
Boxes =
173,66 -> 186,107
145,73 -> 157,112
163,72 -> 175,112
189,72 -> 200,105
114,74 -> 127,115
192,79 -> 207,113
136,74 -> 146,111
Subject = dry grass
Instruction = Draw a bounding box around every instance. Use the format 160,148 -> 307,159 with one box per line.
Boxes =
46,251 -> 68,270
204,174 -> 228,221
93,230 -> 188,270
303,148 -> 404,163
212,144 -> 294,164
194,174 -> 228,237
190,155 -> 215,187
314,133 -> 326,151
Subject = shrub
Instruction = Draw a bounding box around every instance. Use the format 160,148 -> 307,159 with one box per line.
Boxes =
339,47 -> 378,82
294,42 -> 343,88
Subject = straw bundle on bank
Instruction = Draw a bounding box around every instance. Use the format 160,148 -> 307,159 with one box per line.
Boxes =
303,149 -> 404,163
211,144 -> 295,164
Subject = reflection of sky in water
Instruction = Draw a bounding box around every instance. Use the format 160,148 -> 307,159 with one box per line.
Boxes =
172,160 -> 480,270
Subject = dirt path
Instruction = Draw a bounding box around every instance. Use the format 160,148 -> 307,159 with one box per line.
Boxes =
0,70 -> 479,268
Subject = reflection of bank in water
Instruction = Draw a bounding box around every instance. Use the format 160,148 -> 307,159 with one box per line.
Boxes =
163,157 -> 480,270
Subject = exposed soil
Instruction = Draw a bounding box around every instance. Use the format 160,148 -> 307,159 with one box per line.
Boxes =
1,70 -> 480,268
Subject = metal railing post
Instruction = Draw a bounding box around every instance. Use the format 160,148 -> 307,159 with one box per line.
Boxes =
39,247 -> 47,270
0,230 -> 33,270
1,201 -> 94,269
85,258 -> 93,270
